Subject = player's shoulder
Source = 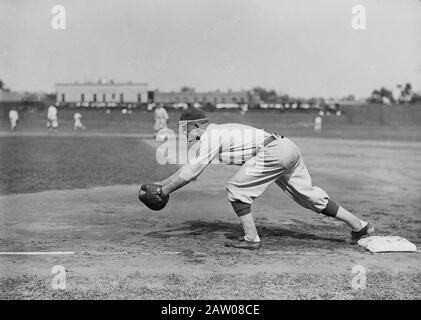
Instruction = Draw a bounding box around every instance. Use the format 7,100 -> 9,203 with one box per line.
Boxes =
213,122 -> 260,131
204,123 -> 260,139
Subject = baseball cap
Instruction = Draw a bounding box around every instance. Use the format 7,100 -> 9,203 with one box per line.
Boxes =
179,109 -> 207,121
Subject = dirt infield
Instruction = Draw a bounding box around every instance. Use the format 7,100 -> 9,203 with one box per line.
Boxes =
1,136 -> 420,299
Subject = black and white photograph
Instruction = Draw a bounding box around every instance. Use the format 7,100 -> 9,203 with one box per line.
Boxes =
0,0 -> 420,304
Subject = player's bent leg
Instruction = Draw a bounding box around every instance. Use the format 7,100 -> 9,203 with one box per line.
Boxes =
336,207 -> 374,243
224,198 -> 262,249
52,120 -> 58,134
224,207 -> 262,250
275,158 -> 331,214
224,153 -> 287,249
317,199 -> 374,240
10,120 -> 17,131
275,157 -> 374,242
224,208 -> 262,249
230,201 -> 259,240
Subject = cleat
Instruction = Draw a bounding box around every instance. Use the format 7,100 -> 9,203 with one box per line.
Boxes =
351,222 -> 374,244
224,239 -> 262,250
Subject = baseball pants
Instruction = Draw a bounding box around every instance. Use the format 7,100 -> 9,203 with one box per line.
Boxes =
225,136 -> 330,213
47,119 -> 58,128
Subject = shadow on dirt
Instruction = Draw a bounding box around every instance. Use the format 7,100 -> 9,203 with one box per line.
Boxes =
145,220 -> 346,244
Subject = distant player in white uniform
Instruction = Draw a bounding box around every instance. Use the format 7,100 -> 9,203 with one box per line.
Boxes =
314,115 -> 322,132
155,109 -> 374,249
8,108 -> 19,131
153,104 -> 169,138
47,104 -> 58,134
73,112 -> 85,131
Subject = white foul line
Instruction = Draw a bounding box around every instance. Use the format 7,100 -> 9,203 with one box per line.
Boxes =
0,251 -> 76,255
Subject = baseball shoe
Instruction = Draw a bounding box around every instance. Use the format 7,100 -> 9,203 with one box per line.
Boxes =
351,222 -> 374,244
224,239 -> 262,250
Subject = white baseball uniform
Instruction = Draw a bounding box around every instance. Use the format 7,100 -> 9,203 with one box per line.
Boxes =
154,107 -> 169,133
9,110 -> 19,130
73,112 -> 84,130
179,123 -> 329,213
314,116 -> 322,132
47,105 -> 58,129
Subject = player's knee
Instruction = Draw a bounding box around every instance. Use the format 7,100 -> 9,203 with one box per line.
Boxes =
226,179 -> 256,206
320,199 -> 339,217
225,180 -> 240,199
230,200 -> 251,217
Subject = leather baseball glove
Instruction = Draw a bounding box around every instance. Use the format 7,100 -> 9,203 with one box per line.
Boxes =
138,183 -> 169,211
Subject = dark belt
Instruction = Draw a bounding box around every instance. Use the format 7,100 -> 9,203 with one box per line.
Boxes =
263,134 -> 284,147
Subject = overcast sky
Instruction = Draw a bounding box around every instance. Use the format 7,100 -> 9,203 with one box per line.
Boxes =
1,0 -> 420,98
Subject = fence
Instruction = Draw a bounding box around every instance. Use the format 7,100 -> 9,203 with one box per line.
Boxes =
340,104 -> 421,125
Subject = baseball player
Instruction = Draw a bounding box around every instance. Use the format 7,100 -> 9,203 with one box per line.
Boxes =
73,112 -> 85,130
154,109 -> 374,249
47,104 -> 58,134
8,107 -> 19,131
153,104 -> 169,138
314,115 -> 322,132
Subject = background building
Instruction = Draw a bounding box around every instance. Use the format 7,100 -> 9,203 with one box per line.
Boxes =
55,80 -> 148,107
153,89 -> 250,105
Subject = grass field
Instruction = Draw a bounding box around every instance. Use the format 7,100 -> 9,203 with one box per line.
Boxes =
0,112 -> 420,299
0,136 -> 175,194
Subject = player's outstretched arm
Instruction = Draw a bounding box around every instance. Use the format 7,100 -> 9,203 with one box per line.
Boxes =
161,174 -> 190,195
160,129 -> 219,195
156,168 -> 183,186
